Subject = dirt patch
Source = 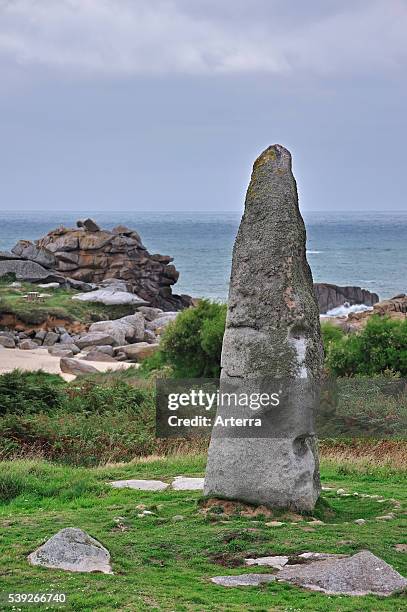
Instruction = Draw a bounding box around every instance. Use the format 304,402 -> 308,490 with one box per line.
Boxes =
199,498 -> 275,518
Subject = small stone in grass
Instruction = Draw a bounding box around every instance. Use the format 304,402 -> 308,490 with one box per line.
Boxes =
172,515 -> 185,522
265,521 -> 285,527
394,544 -> 407,552
245,556 -> 288,569
354,519 -> 366,525
376,515 -> 394,521
211,574 -> 275,587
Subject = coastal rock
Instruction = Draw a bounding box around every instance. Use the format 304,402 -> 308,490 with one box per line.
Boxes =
60,357 -> 98,376
19,339 -> 39,350
81,351 -> 118,362
28,528 -> 112,574
113,342 -> 159,361
314,283 -> 379,314
43,331 -> 59,346
0,336 -> 16,348
204,145 -> 323,512
75,332 -> 116,349
277,550 -> 407,596
48,346 -> 74,358
211,574 -> 275,587
89,313 -> 145,345
0,260 -> 63,284
77,218 -> 101,232
73,287 -> 148,306
11,222 -> 191,311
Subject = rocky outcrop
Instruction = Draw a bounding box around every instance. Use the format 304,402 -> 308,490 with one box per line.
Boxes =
10,220 -> 191,311
327,294 -> 407,333
314,283 -> 379,314
0,259 -> 64,284
204,145 -> 323,511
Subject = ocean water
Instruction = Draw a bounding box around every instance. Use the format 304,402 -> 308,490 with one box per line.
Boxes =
0,211 -> 406,302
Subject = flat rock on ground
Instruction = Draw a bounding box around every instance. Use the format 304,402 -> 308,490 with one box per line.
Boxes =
277,550 -> 407,596
211,574 -> 276,587
109,479 -> 169,491
28,528 -> 112,574
245,556 -> 289,569
171,476 -> 205,491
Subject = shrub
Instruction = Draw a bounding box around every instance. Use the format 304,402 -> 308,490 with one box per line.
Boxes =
142,300 -> 227,378
325,316 -> 407,377
0,370 -> 64,415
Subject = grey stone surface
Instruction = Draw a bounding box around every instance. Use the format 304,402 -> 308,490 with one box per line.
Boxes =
48,347 -> 74,358
171,476 -> 205,491
109,479 -> 169,491
0,336 -> 15,348
43,331 -> 59,346
77,218 -> 101,232
11,240 -> 57,268
277,550 -> 407,596
81,351 -> 118,362
75,332 -> 116,349
73,287 -> 148,307
211,574 -> 276,587
60,357 -> 98,376
113,342 -> 159,361
28,528 -> 112,574
245,556 -> 289,569
19,339 -> 39,350
89,313 -> 145,345
0,259 -> 58,283
204,145 -> 323,512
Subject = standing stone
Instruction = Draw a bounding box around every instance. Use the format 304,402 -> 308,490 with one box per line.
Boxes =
204,145 -> 323,511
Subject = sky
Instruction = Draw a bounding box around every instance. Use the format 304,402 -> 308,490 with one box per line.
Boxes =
0,0 -> 406,213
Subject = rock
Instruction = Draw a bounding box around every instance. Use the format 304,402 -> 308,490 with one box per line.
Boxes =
336,489 -> 345,495
27,528 -> 112,574
204,145 -> 323,512
0,260 -> 62,283
13,222 -> 192,311
114,342 -> 159,361
245,556 -> 289,569
60,358 -> 98,376
11,240 -> 57,268
395,544 -> 407,552
277,550 -> 407,596
146,313 -> 178,332
37,282 -> 60,289
83,344 -> 113,356
81,351 -> 118,362
43,331 -> 59,346
171,515 -> 185,522
60,332 -> 73,344
265,521 -> 285,527
314,283 -> 379,314
0,336 -> 15,348
298,552 -> 348,560
19,339 -> 38,350
72,287 -> 148,307
354,519 -> 366,525
137,306 -> 164,321
89,313 -> 145,345
0,250 -> 22,260
77,218 -> 101,232
376,515 -> 394,521
171,476 -> 205,491
108,479 -> 169,491
211,574 -> 275,587
48,347 -> 74,358
75,332 -> 116,349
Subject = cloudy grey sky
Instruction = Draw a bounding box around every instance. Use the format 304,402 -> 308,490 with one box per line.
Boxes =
0,0 -> 406,212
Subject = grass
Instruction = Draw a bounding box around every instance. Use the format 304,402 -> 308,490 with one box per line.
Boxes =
0,279 -> 134,325
0,455 -> 406,611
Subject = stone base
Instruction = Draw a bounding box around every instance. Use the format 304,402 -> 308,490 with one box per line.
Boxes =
204,436 -> 320,512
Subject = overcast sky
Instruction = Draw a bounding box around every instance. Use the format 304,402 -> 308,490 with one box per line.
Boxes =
0,0 -> 406,212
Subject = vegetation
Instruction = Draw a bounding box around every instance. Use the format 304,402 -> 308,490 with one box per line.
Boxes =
0,278 -> 134,325
0,455 -> 405,611
323,316 -> 407,377
141,299 -> 227,378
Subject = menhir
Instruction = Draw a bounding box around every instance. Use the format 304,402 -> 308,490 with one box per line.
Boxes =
12,220 -> 191,311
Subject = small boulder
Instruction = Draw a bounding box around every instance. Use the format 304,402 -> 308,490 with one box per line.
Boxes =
114,342 -> 159,362
60,358 -> 98,377
245,556 -> 288,569
48,347 -> 74,358
109,479 -> 168,491
19,339 -> 38,350
82,351 -> 118,362
277,550 -> 407,596
43,331 -> 59,346
77,218 -> 101,232
28,528 -> 112,574
0,336 -> 15,348
171,477 -> 204,491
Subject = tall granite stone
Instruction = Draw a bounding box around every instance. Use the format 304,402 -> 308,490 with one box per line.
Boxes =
204,145 -> 324,511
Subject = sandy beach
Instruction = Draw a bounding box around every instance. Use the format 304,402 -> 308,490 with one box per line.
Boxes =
0,347 -> 132,381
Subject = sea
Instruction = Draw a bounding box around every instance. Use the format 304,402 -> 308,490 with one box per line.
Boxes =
1,211 -> 406,311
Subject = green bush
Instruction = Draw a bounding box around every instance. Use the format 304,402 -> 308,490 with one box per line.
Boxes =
325,316 -> 407,377
0,370 -> 64,415
142,300 -> 227,378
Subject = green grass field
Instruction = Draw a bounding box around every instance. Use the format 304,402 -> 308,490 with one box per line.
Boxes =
0,455 -> 406,611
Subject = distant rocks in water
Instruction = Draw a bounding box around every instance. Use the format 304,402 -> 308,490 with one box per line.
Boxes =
7,219 -> 191,311
28,528 -> 112,574
328,293 -> 407,332
314,283 -> 379,314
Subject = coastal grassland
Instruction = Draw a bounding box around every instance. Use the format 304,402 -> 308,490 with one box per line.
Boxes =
0,278 -> 133,325
0,455 -> 406,611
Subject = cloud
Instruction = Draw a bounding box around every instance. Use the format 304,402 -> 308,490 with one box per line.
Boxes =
0,0 -> 406,77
